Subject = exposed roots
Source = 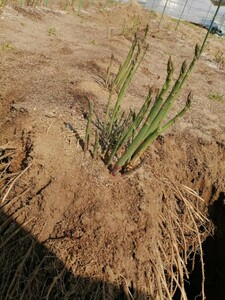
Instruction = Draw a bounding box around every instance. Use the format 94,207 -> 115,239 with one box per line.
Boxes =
149,178 -> 212,299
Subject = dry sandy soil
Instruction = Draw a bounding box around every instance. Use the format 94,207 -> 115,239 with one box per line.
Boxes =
0,1 -> 225,299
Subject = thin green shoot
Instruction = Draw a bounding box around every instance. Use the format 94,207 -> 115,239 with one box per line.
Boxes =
84,100 -> 93,154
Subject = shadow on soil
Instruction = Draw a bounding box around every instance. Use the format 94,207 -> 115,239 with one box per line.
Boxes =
0,210 -> 145,300
186,192 -> 225,300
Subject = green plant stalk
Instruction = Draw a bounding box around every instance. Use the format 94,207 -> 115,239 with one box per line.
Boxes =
115,42 -> 141,95
107,61 -> 136,135
106,88 -> 152,166
139,56 -> 174,136
111,93 -> 191,175
84,100 -> 93,153
104,38 -> 136,132
113,35 -> 137,88
108,57 -> 175,171
115,52 -> 137,92
143,59 -> 188,139
104,87 -> 127,134
105,110 -> 133,153
178,44 -> 200,90
104,29 -> 148,133
116,24 -> 148,91
107,112 -> 129,147
116,110 -> 126,127
142,45 -> 197,141
142,46 -> 197,141
110,128 -> 158,176
104,109 -> 131,160
141,23 -> 149,43
132,58 -> 173,143
130,92 -> 192,167
104,91 -> 113,131
116,43 -> 141,93
108,44 -> 148,136
133,88 -> 153,129
93,130 -> 99,159
106,53 -> 114,89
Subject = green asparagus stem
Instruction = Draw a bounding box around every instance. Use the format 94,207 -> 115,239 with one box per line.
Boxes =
93,130 -> 99,159
107,87 -> 152,166
130,92 -> 192,167
84,100 -> 93,154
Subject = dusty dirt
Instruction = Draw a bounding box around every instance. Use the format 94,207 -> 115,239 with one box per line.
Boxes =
0,1 -> 225,299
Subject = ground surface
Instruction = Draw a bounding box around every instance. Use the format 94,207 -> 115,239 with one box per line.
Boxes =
0,1 -> 225,299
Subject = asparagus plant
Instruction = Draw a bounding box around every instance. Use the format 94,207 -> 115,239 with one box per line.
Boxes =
83,4 -> 220,175
110,55 -> 197,175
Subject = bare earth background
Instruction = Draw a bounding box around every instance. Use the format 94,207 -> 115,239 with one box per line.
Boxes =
0,1 -> 225,299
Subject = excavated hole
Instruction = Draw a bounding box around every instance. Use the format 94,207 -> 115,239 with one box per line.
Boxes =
185,191 -> 225,300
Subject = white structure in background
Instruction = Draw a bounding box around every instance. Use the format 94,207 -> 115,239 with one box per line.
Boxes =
144,0 -> 225,26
